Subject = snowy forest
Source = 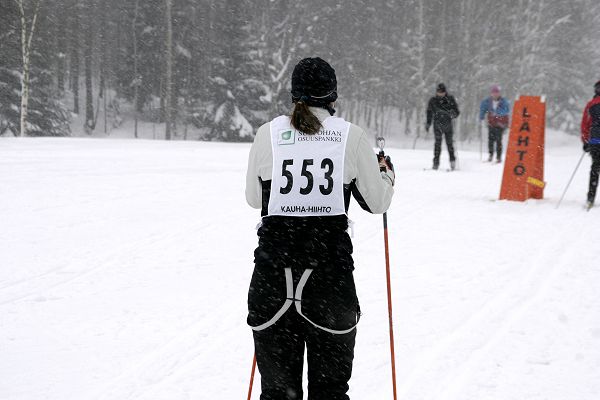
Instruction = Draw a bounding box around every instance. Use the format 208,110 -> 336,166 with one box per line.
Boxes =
1,0 -> 600,141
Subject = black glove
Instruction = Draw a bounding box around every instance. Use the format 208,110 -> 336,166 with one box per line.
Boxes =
377,152 -> 394,172
583,143 -> 591,153
425,123 -> 431,133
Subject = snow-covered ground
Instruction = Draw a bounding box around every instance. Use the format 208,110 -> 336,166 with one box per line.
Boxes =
1,136 -> 598,400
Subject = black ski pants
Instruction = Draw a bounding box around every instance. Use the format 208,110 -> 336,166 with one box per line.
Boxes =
253,309 -> 356,400
588,145 -> 600,203
488,126 -> 505,159
433,123 -> 455,163
249,265 -> 359,400
249,217 -> 359,400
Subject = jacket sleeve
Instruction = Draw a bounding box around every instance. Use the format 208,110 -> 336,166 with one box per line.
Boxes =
351,130 -> 394,214
581,102 -> 592,143
245,124 -> 271,209
479,99 -> 488,121
426,98 -> 433,126
451,96 -> 460,118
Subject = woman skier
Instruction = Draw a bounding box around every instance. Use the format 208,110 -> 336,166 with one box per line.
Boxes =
245,57 -> 395,400
479,85 -> 511,163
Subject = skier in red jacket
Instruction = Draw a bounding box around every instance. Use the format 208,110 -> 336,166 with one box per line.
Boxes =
581,80 -> 600,209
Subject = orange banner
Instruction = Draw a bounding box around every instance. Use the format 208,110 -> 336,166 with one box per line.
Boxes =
499,96 -> 546,201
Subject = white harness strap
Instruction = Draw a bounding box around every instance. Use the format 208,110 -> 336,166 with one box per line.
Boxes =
250,268 -> 359,335
249,269 -> 294,331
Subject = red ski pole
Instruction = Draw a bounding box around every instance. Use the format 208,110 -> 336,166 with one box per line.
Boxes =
377,137 -> 398,400
383,212 -> 398,400
247,354 -> 257,400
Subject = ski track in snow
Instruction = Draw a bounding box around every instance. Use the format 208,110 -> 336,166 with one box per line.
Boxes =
436,232 -> 582,400
1,137 -> 599,400
425,224 -> 587,400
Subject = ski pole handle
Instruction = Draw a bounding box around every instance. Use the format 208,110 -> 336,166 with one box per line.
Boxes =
376,136 -> 388,172
377,136 -> 386,153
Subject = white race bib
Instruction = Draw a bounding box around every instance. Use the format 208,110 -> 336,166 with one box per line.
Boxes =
267,115 -> 349,217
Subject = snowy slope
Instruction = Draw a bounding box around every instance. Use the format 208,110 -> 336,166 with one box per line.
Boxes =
0,136 -> 599,400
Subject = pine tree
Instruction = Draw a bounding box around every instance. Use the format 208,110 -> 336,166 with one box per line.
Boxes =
206,0 -> 253,141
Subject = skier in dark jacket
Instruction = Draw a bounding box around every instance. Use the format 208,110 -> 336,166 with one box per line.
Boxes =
245,57 -> 395,400
426,83 -> 460,170
581,80 -> 600,209
480,85 -> 511,163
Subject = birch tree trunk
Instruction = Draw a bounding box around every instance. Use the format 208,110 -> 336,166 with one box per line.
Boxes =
132,0 -> 139,139
164,0 -> 173,140
55,1 -> 66,93
99,0 -> 107,134
70,0 -> 80,115
413,0 -> 426,146
84,0 -> 94,132
15,0 -> 41,137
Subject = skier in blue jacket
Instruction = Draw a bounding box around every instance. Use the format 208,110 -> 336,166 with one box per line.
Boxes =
480,85 -> 510,163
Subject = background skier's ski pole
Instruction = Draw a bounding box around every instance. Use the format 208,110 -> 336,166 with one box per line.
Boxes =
452,119 -> 459,170
377,137 -> 398,400
556,151 -> 586,209
479,119 -> 483,161
247,354 -> 257,400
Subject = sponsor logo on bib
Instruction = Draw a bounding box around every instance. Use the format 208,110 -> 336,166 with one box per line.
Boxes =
278,130 -> 295,145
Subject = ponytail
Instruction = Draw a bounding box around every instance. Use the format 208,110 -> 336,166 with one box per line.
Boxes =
291,100 -> 322,135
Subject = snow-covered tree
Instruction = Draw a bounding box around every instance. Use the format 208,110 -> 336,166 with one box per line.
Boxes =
3,0 -> 600,140
0,0 -> 70,137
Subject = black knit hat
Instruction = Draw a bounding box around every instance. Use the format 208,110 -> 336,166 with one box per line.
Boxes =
595,80 -> 600,96
437,83 -> 447,93
291,57 -> 338,113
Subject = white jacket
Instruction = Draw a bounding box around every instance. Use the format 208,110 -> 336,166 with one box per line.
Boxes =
245,107 -> 394,214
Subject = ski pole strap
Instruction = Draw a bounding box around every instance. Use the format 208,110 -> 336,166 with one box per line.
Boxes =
250,268 -> 360,334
